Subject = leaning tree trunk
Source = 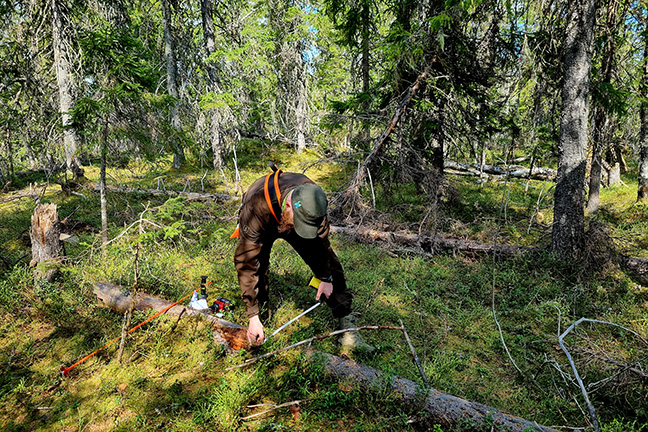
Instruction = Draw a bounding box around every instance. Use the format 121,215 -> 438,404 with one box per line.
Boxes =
551,0 -> 595,258
30,204 -> 64,283
638,16 -> 648,201
162,0 -> 185,170
51,0 -> 80,173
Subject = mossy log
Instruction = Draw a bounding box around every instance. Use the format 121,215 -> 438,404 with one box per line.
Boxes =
305,350 -> 560,432
93,282 -> 248,351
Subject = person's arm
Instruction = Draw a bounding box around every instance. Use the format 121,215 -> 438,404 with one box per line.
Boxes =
234,205 -> 267,344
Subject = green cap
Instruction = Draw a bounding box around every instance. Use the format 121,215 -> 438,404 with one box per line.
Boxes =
291,183 -> 328,239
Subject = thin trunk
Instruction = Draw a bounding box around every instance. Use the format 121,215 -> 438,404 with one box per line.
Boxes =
5,128 -> 14,182
360,0 -> 371,140
552,0 -> 595,258
586,106 -> 606,215
100,117 -> 108,253
586,2 -> 618,215
638,13 -> 648,201
51,0 -> 79,172
162,0 -> 185,170
200,0 -> 225,170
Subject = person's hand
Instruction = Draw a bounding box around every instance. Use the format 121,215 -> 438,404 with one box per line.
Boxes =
247,315 -> 265,345
316,281 -> 333,302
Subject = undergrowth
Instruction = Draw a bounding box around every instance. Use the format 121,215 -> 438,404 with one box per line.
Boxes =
1,148 -> 647,431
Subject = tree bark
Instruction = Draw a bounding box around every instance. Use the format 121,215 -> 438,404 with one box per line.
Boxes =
586,1 -> 618,215
638,13 -> 648,201
200,0 -> 225,170
162,0 -> 185,170
51,0 -> 80,173
30,203 -> 64,282
100,117 -> 109,252
305,351 -> 557,431
552,0 -> 595,257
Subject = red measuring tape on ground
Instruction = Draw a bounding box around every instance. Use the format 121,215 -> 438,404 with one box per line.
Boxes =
60,288 -> 197,377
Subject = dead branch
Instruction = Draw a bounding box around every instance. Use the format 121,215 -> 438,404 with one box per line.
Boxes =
399,318 -> 430,387
225,325 -> 404,371
558,318 -> 648,432
241,400 -> 304,421
340,68 -> 430,211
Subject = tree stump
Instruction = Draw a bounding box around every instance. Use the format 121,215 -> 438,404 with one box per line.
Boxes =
30,203 -> 63,282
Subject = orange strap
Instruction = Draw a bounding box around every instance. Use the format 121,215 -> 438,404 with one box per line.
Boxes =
263,170 -> 283,223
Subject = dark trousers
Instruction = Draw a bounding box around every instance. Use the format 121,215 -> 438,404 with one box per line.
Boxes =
254,237 -> 353,318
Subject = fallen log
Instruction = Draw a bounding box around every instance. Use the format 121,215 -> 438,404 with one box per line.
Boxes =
306,350 -> 559,432
444,161 -> 556,181
330,225 -> 523,257
331,225 -> 648,287
92,281 -> 558,431
92,184 -> 235,202
93,282 -> 248,350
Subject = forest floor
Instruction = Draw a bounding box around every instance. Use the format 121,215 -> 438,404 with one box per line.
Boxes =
1,142 -> 647,431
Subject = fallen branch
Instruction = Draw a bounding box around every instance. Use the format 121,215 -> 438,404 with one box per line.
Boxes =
399,318 -> 430,387
242,400 -> 304,421
225,325 -> 403,370
92,184 -> 235,202
558,318 -> 648,432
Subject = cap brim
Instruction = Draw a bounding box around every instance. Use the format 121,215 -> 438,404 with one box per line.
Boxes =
293,209 -> 320,239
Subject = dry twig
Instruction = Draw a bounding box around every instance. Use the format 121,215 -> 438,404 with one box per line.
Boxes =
399,318 -> 430,387
226,326 -> 403,370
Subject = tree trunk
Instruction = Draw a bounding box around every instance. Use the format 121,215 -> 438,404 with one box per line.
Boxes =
162,0 -> 185,170
586,2 -> 619,215
100,118 -> 108,252
360,0 -> 371,141
51,0 -> 80,173
638,14 -> 648,201
30,203 -> 63,282
200,0 -> 225,170
586,106 -> 606,215
551,0 -> 595,257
